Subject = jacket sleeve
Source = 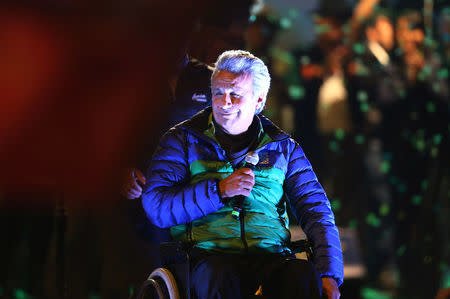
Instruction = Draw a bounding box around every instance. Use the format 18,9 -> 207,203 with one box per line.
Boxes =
142,128 -> 225,228
283,140 -> 344,286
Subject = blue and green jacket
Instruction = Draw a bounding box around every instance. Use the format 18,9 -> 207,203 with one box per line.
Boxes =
142,107 -> 344,285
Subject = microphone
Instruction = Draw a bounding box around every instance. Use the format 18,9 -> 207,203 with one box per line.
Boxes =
232,151 -> 259,220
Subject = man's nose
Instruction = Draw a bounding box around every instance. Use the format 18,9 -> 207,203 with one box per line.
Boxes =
220,93 -> 232,108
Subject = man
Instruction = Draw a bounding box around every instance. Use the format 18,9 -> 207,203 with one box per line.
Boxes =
346,8 -> 403,290
142,50 -> 343,298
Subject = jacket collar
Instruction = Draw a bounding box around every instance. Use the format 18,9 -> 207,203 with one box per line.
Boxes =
178,107 -> 290,146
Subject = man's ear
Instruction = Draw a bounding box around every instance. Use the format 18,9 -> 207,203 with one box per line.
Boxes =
256,94 -> 265,110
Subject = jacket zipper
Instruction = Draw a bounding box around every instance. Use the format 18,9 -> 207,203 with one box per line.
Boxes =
239,210 -> 249,253
186,222 -> 193,244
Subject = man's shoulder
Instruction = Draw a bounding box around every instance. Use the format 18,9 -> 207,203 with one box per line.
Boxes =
258,114 -> 291,142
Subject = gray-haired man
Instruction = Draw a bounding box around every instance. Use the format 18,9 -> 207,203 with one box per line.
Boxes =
143,50 -> 343,298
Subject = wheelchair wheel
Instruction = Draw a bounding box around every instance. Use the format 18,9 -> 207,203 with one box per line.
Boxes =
136,278 -> 165,299
136,267 -> 180,299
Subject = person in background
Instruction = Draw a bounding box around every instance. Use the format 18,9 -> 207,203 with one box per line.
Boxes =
346,7 -> 403,291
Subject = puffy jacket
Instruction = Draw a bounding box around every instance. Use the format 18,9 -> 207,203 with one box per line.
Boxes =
142,107 -> 344,285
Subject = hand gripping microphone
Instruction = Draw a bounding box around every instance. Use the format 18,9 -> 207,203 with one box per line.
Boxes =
232,151 -> 259,220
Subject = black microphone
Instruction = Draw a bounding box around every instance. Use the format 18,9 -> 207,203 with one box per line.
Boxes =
232,151 -> 259,220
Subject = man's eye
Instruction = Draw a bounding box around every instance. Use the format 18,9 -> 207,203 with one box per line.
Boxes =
214,91 -> 223,96
231,93 -> 242,98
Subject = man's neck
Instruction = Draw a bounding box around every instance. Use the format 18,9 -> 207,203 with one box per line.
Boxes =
214,117 -> 259,165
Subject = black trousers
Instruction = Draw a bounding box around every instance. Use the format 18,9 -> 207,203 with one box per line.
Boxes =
190,254 -> 322,299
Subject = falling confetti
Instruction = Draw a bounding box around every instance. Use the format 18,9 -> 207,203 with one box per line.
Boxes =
379,204 -> 390,216
334,128 -> 345,140
366,213 -> 381,227
355,134 -> 365,144
331,199 -> 341,211
397,245 -> 406,256
412,195 -> 422,205
288,85 -> 305,100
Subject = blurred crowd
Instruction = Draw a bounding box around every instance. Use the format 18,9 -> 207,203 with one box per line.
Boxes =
0,0 -> 449,298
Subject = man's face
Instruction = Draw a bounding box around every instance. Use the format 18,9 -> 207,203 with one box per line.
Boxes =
212,70 -> 263,135
396,16 -> 424,54
375,16 -> 394,51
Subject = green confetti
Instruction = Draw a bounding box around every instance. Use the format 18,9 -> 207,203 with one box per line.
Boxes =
397,245 -> 406,256
329,140 -> 339,152
437,68 -> 448,79
416,139 -> 426,152
421,180 -> 428,191
379,204 -> 390,216
361,287 -> 393,299
280,18 -> 292,29
334,128 -> 345,140
426,101 -> 436,113
355,134 -> 365,144
353,43 -> 365,54
441,268 -> 450,288
249,15 -> 256,22
433,134 -> 442,145
288,85 -> 305,100
380,160 -> 391,174
422,64 -> 432,76
412,195 -> 422,205
360,102 -> 370,112
13,289 -> 28,299
366,213 -> 381,227
348,219 -> 358,229
424,36 -> 434,46
357,90 -> 368,102
129,286 -> 134,296
331,199 -> 341,211
397,89 -> 406,98
300,55 -> 310,65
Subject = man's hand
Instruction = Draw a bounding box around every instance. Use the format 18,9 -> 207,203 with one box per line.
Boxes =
322,277 -> 340,299
121,168 -> 146,199
218,168 -> 255,198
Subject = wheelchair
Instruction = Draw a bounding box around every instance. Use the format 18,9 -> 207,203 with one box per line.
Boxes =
135,238 -> 313,299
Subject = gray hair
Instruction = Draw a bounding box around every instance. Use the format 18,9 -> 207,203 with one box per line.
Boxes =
212,50 -> 271,114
